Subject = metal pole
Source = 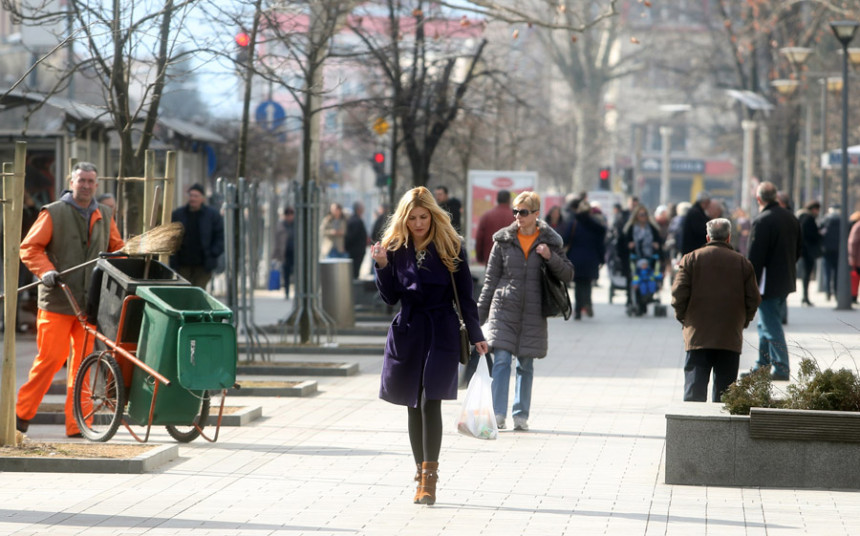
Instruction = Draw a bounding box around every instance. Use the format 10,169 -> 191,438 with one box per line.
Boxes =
835,44 -> 853,310
659,126 -> 672,205
804,98 -> 813,203
741,120 -> 757,217
819,80 -> 828,204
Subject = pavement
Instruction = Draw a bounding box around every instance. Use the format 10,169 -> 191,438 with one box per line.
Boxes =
1,275 -> 860,535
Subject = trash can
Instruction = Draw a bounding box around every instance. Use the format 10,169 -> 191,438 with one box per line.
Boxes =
126,286 -> 236,426
319,258 -> 355,328
93,257 -> 188,344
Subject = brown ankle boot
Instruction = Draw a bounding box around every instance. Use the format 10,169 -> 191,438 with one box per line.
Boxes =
415,461 -> 439,505
413,463 -> 422,503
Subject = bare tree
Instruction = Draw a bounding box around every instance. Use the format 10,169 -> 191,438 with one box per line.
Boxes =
2,0 -> 204,233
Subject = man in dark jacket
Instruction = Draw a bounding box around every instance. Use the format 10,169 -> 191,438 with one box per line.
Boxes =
796,201 -> 822,306
345,201 -> 368,279
474,190 -> 512,264
745,181 -> 802,381
680,191 -> 711,255
672,218 -> 761,401
170,183 -> 225,288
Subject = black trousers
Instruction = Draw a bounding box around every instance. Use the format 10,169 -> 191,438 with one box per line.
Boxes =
573,277 -> 592,313
683,349 -> 740,402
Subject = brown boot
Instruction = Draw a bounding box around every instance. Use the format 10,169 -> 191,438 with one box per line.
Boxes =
413,463 -> 422,503
415,461 -> 439,505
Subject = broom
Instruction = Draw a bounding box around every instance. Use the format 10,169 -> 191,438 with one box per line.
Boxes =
0,222 -> 185,301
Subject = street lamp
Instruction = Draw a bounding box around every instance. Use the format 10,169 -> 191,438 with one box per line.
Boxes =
829,20 -> 859,311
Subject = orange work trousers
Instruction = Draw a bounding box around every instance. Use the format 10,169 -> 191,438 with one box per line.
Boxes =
16,309 -> 94,436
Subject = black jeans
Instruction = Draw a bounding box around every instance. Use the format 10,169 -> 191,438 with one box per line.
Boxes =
683,349 -> 740,402
801,254 -> 817,301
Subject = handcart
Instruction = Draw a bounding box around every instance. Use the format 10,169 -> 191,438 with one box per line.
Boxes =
59,255 -> 237,443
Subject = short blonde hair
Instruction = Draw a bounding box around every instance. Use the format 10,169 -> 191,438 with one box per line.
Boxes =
513,191 -> 540,212
380,186 -> 462,272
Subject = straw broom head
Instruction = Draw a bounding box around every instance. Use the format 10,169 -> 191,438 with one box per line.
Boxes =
121,222 -> 185,255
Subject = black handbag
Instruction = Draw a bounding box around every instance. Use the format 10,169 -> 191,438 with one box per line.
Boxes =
540,262 -> 572,320
450,271 -> 471,365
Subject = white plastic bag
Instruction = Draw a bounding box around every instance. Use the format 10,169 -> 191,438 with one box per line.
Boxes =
455,356 -> 498,440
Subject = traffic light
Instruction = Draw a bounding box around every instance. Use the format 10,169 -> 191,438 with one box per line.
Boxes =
372,152 -> 388,187
235,31 -> 251,70
599,167 -> 611,191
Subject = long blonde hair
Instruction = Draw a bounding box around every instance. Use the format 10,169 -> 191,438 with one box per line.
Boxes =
380,186 -> 462,272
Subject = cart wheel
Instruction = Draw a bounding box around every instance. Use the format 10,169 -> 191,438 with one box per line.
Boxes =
165,392 -> 211,443
73,351 -> 125,442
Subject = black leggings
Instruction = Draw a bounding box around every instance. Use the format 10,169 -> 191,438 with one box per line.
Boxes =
407,392 -> 442,464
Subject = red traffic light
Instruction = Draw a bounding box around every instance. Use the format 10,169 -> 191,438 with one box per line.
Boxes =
235,32 -> 250,47
373,152 -> 385,164
599,167 -> 610,180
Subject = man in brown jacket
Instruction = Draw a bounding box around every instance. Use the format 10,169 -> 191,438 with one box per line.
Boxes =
671,218 -> 761,402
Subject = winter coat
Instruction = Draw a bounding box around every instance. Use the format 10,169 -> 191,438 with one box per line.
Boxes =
821,212 -> 841,254
671,241 -> 761,354
477,220 -> 574,358
797,209 -> 822,259
170,204 -> 225,273
849,221 -> 860,268
566,211 -> 607,281
747,202 -> 801,299
375,242 -> 483,407
680,202 -> 710,255
475,203 -> 512,264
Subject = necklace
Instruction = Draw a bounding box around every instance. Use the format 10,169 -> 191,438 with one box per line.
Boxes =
415,249 -> 427,268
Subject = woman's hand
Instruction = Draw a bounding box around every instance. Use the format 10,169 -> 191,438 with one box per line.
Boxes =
371,242 -> 388,268
536,243 -> 551,260
475,341 -> 489,355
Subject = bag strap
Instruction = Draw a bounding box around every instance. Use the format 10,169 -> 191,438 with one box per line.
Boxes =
450,270 -> 466,325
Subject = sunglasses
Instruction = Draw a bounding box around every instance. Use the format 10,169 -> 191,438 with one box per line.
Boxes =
512,209 -> 536,217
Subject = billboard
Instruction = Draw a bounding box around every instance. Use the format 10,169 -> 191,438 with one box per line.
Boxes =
466,170 -> 538,262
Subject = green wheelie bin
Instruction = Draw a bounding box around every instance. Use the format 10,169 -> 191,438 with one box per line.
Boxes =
127,286 -> 237,426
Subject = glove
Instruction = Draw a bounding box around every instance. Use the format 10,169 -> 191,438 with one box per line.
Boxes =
40,270 -> 61,288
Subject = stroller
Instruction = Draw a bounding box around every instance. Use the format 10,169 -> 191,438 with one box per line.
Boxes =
606,246 -> 628,304
625,242 -> 667,317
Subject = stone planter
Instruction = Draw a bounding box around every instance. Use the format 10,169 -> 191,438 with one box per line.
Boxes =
665,403 -> 860,489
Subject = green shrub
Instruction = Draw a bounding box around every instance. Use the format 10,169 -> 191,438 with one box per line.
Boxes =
722,358 -> 860,415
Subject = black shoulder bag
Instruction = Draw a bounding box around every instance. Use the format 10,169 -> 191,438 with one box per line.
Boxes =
540,261 -> 573,320
450,271 -> 471,365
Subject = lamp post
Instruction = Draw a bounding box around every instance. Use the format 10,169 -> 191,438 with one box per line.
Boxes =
741,120 -> 757,217
659,126 -> 672,206
778,46 -> 812,204
829,20 -> 859,311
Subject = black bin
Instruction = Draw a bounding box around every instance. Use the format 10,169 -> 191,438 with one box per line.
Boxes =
94,257 -> 189,343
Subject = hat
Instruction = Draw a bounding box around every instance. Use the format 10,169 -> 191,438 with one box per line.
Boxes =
188,183 -> 205,195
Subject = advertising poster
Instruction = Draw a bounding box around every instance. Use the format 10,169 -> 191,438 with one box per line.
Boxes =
466,170 -> 539,263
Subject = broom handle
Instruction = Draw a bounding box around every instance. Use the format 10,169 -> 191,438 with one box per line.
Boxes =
142,185 -> 163,280
0,252 -> 125,301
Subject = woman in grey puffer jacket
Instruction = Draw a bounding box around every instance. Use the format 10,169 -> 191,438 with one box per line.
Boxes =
477,191 -> 574,431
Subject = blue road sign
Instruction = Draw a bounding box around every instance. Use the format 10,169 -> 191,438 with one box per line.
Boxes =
255,100 -> 286,133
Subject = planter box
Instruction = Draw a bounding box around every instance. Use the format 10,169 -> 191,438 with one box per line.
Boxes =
665,403 -> 860,489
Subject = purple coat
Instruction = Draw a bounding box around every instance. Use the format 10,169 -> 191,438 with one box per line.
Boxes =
375,242 -> 484,407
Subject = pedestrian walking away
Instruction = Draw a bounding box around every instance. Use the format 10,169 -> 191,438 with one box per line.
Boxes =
169,183 -> 225,289
745,181 -> 801,381
371,186 -> 488,506
477,191 -> 574,432
16,161 -> 125,437
566,200 -> 606,320
671,218 -> 761,402
796,200 -> 822,306
345,201 -> 368,279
